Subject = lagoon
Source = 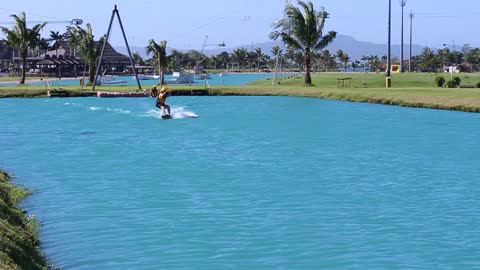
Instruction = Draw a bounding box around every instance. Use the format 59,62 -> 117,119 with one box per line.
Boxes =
1,97 -> 479,269
0,73 -> 278,87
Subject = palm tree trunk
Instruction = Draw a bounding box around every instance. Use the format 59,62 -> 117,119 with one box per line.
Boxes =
304,53 -> 312,84
161,67 -> 165,85
88,64 -> 95,85
20,49 -> 27,84
158,53 -> 165,86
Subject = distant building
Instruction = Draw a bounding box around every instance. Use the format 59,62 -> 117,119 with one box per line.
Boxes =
3,40 -> 131,77
36,41 -> 82,75
0,41 -> 14,73
0,41 -> 14,60
38,41 -> 130,74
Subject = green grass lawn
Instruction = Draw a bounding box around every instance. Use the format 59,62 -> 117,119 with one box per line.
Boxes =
253,72 -> 480,88
1,72 -> 480,112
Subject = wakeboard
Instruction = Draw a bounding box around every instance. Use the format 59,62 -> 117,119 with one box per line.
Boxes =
161,114 -> 172,119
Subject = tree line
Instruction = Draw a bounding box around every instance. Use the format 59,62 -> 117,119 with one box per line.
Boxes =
2,1 -> 479,86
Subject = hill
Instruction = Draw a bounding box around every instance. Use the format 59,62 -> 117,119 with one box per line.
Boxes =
202,35 -> 425,60
115,34 -> 426,61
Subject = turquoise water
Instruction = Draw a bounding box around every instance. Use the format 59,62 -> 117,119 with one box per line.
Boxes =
1,97 -> 480,269
0,73 -> 277,87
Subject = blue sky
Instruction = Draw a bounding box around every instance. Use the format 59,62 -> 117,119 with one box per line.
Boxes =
1,0 -> 479,50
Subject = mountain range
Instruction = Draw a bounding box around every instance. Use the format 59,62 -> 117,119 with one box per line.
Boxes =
115,34 -> 426,61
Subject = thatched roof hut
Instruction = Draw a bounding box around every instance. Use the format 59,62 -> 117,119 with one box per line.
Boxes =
41,41 -> 130,66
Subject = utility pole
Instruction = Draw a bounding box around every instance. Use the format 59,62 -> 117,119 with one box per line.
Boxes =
386,0 -> 392,87
400,0 -> 406,73
409,10 -> 414,72
452,40 -> 457,65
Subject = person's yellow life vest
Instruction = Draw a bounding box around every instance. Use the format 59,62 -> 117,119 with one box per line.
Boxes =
157,93 -> 166,104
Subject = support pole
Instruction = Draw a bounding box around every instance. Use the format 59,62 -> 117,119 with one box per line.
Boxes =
92,5 -> 142,91
92,5 -> 116,91
116,6 -> 142,91
400,0 -> 406,73
386,0 -> 392,88
409,10 -> 414,72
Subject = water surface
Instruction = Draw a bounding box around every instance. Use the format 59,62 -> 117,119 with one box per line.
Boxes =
0,73 -> 277,87
1,97 -> 479,269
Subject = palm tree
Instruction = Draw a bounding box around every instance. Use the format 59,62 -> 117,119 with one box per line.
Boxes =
0,12 -> 46,84
337,49 -> 344,68
65,23 -> 104,84
255,47 -> 263,71
146,39 -> 168,85
271,45 -> 283,59
366,55 -> 380,72
336,49 -> 350,69
49,31 -> 65,79
319,49 -> 335,70
132,52 -> 146,66
37,38 -> 50,56
232,48 -> 247,70
271,45 -> 283,71
49,31 -> 64,57
247,50 -> 257,71
285,47 -> 303,70
169,49 -> 184,69
215,51 -> 230,70
269,0 -> 336,84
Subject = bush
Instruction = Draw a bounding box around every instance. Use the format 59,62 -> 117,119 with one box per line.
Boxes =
453,76 -> 461,86
435,76 -> 445,87
445,79 -> 456,88
476,82 -> 480,88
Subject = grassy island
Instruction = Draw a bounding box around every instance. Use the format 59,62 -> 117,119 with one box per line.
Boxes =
0,170 -> 48,269
0,72 -> 479,113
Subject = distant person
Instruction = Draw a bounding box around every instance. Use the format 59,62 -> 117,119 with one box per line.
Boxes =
155,86 -> 171,116
150,85 -> 158,97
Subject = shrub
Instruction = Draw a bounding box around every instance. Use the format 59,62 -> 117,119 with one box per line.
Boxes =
453,76 -> 461,86
435,76 -> 445,87
476,82 -> 480,88
445,79 -> 456,88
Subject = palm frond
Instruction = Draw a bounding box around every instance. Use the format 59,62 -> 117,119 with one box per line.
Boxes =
314,31 -> 336,50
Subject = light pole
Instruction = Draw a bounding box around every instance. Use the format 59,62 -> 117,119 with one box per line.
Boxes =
386,0 -> 392,87
409,10 -> 414,72
400,0 -> 406,73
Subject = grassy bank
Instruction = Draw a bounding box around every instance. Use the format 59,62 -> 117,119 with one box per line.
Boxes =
0,170 -> 48,269
207,85 -> 480,112
1,72 -> 479,112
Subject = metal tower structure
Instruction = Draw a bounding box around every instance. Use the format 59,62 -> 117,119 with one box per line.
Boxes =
92,5 -> 141,91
